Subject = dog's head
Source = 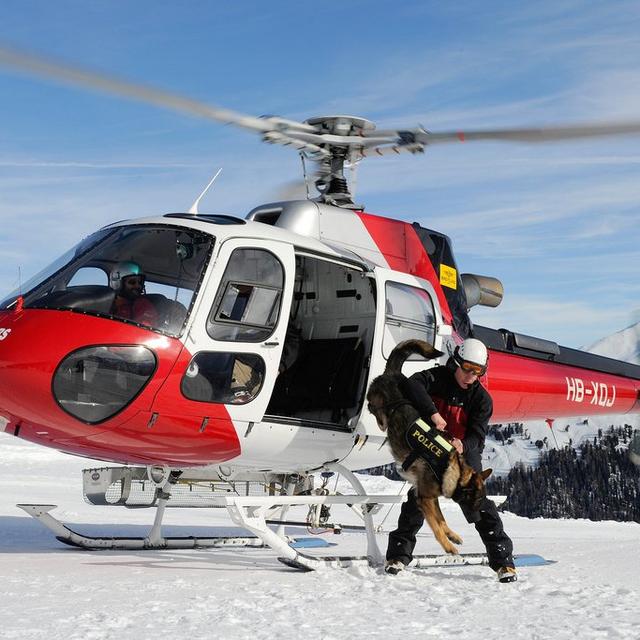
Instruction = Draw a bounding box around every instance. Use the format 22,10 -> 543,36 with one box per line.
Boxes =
455,464 -> 493,513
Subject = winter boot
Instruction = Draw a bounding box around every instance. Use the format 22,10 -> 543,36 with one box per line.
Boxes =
384,559 -> 406,575
496,566 -> 518,583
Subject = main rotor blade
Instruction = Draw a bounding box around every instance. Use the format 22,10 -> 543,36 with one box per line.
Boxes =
0,45 -> 312,135
412,121 -> 640,145
5,45 -> 640,158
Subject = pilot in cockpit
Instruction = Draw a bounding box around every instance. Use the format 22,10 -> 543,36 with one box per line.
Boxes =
109,261 -> 158,326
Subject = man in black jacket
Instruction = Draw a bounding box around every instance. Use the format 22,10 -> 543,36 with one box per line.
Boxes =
385,338 -> 517,583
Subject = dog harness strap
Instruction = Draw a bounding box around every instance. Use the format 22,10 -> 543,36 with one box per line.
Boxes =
401,450 -> 420,472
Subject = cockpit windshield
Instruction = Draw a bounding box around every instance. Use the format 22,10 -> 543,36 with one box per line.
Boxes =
0,225 -> 214,336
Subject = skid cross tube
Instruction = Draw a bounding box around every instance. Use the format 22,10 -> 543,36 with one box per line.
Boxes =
220,492 -> 402,567
324,462 -> 385,565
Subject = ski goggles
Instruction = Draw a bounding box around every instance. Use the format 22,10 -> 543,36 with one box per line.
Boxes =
458,360 -> 487,376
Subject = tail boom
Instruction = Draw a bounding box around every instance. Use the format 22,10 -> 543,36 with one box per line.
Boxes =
486,349 -> 640,422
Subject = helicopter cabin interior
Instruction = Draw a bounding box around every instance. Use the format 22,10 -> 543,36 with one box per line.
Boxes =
264,253 -> 377,427
265,251 -> 442,429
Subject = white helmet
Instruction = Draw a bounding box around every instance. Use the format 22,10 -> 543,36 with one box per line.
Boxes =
454,338 -> 488,373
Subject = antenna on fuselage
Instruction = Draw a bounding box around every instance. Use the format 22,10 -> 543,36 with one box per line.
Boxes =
188,167 -> 222,214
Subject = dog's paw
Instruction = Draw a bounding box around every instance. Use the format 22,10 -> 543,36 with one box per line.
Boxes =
446,531 -> 463,545
443,542 -> 459,555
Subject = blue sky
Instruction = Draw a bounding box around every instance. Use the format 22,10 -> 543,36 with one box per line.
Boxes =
1,1 -> 639,349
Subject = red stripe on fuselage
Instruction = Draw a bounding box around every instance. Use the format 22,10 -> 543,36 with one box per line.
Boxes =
356,212 -> 454,325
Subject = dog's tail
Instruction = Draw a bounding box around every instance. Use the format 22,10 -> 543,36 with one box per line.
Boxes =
384,340 -> 444,376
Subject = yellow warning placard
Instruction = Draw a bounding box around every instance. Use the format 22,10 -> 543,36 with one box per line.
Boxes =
439,264 -> 457,289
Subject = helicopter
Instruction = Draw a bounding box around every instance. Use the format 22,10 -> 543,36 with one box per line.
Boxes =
0,47 -> 639,569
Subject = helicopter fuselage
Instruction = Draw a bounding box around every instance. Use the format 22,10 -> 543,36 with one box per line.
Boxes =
1,201 -> 639,477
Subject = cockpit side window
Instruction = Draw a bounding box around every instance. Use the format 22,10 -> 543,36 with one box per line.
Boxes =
2,225 -> 214,337
67,267 -> 109,287
0,227 -> 114,310
207,248 -> 284,342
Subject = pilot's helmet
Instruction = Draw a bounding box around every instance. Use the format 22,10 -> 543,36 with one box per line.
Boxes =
109,261 -> 145,291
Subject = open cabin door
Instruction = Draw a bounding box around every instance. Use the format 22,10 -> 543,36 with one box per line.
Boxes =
181,237 -> 295,422
264,252 -> 377,429
334,267 -> 449,472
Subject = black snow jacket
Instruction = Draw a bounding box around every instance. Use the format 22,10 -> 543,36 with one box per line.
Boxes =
402,362 -> 493,461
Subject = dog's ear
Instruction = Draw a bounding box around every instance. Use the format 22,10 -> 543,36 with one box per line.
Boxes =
481,468 -> 492,480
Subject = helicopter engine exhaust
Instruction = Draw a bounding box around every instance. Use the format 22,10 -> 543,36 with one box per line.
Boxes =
461,273 -> 504,309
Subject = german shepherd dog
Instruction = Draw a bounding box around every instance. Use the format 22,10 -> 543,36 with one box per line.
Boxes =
366,339 -> 492,555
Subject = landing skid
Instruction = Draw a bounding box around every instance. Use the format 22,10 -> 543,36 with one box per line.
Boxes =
279,552 -> 554,572
17,463 -> 404,564
17,504 -> 266,550
279,551 -> 492,571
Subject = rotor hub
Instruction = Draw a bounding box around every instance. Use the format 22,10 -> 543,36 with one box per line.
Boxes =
304,115 -> 376,137
302,116 -> 376,207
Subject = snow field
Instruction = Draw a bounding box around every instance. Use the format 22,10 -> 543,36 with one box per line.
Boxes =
1,434 -> 639,640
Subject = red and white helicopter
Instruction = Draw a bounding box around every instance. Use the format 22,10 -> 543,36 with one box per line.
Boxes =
1,48 -> 639,569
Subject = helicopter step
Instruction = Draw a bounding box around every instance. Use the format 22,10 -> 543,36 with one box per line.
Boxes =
80,466 -> 308,508
218,491 -> 402,566
266,518 -> 366,532
279,551 -> 555,572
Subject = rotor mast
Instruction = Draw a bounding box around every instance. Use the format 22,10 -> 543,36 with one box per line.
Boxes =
302,116 -> 376,208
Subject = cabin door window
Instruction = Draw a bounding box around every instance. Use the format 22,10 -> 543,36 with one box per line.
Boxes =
207,248 -> 284,342
383,282 -> 436,357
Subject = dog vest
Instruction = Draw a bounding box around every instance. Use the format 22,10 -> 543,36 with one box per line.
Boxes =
402,418 -> 454,479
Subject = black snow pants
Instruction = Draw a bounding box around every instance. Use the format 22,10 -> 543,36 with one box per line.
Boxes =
386,451 -> 514,571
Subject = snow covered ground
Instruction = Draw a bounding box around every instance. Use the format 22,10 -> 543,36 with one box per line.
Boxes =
1,432 -> 639,640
